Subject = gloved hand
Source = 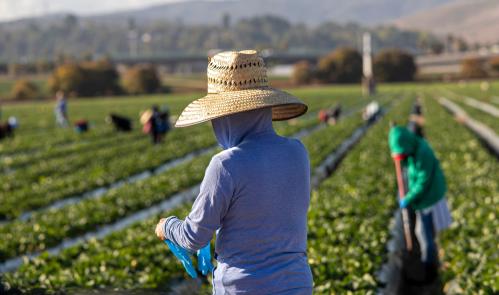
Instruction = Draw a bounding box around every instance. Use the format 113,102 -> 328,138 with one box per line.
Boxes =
197,243 -> 214,276
164,240 -> 198,278
399,198 -> 409,209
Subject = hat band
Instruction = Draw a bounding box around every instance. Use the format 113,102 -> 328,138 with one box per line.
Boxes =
207,77 -> 269,94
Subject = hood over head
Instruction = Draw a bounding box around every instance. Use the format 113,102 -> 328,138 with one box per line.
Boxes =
211,107 -> 274,149
389,126 -> 418,156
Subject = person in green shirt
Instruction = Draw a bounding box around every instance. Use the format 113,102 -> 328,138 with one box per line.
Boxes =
389,126 -> 451,277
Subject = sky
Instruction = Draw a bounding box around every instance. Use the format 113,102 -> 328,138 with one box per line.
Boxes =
0,0 -> 190,21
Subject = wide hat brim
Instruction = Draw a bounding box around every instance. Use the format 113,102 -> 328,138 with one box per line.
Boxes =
175,87 -> 307,127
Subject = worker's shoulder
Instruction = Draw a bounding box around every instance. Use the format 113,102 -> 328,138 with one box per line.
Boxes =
414,138 -> 437,162
284,137 -> 308,154
211,148 -> 241,168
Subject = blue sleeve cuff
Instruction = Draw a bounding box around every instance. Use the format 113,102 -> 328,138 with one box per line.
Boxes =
163,216 -> 180,241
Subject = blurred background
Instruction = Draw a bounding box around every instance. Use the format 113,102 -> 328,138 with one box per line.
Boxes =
0,0 -> 498,99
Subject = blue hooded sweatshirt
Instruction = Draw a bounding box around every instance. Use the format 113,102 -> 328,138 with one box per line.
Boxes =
164,108 -> 313,294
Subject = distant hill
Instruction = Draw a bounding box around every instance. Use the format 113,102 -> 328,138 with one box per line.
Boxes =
393,0 -> 499,44
85,0 -> 453,26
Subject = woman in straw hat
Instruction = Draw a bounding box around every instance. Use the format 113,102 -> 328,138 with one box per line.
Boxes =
155,50 -> 313,294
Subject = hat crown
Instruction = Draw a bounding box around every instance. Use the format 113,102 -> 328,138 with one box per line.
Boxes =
207,50 -> 268,94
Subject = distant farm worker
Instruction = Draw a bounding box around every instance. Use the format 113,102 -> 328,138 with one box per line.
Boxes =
140,106 -> 163,144
329,103 -> 342,125
54,90 -> 68,127
74,119 -> 89,133
318,109 -> 329,124
0,117 -> 17,140
148,105 -> 171,144
150,105 -> 161,144
108,113 -> 132,132
318,104 -> 341,125
157,105 -> 171,136
407,100 -> 425,138
363,100 -> 380,122
155,50 -> 313,294
389,126 -> 452,281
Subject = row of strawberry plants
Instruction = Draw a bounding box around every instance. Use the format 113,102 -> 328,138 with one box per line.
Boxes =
0,91 -> 365,220
0,126 -> 208,191
444,81 -> 499,106
307,95 -> 412,294
0,124 -> 211,191
2,88 -> 343,178
0,98 -> 371,262
422,96 -> 498,294
441,88 -> 499,132
0,87 -> 342,156
0,95 -> 388,291
0,125 -> 214,220
0,93 -> 200,155
0,130 -> 145,170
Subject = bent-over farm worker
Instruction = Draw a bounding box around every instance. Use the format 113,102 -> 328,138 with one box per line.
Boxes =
155,50 -> 313,294
389,126 -> 452,279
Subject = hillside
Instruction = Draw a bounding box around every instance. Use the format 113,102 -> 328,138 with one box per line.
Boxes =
393,0 -> 499,44
85,0 -> 453,26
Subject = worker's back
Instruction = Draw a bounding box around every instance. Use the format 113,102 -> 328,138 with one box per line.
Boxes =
210,108 -> 313,294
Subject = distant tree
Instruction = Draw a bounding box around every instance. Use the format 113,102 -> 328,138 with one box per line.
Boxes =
49,60 -> 121,96
122,64 -> 161,94
49,63 -> 84,95
79,59 -> 121,96
35,59 -> 52,74
453,38 -> 468,52
461,58 -> 488,79
317,47 -> 362,83
11,80 -> 41,100
63,14 -> 79,29
373,49 -> 417,82
489,57 -> 499,73
429,41 -> 445,55
292,61 -> 314,85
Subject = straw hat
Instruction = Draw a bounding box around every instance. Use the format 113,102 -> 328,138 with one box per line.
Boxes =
140,109 -> 153,125
175,50 -> 307,127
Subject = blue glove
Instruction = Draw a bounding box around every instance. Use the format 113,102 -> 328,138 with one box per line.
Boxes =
197,243 -> 214,276
164,240 -> 198,278
399,198 -> 409,209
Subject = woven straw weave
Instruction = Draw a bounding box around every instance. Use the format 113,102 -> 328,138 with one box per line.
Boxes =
176,50 -> 307,127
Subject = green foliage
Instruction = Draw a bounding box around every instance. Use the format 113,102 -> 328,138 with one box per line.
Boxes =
0,124 -> 214,220
122,65 -> 161,95
292,60 -> 314,85
309,96 -> 412,294
1,84 -> 496,294
460,58 -> 488,79
489,56 -> 499,73
317,47 -> 362,83
49,60 -> 121,97
0,89 -> 373,292
373,49 -> 417,82
0,16 -> 432,63
422,96 -> 498,294
10,79 -> 41,100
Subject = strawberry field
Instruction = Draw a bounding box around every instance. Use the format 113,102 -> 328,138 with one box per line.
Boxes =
0,82 -> 497,294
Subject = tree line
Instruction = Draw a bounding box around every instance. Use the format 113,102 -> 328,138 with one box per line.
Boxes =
10,61 -> 164,100
0,14 -> 443,64
292,47 -> 417,84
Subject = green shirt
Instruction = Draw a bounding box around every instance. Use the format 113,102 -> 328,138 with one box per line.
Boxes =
389,126 -> 446,210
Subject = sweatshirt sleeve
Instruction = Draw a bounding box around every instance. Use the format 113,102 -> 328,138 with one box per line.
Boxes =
404,152 -> 433,206
163,156 -> 234,252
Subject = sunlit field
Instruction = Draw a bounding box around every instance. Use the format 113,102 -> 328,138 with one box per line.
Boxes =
0,82 -> 497,294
